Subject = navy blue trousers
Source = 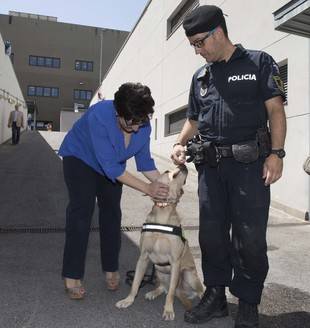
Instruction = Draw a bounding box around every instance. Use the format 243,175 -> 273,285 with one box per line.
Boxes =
62,156 -> 123,279
11,122 -> 21,144
197,157 -> 270,304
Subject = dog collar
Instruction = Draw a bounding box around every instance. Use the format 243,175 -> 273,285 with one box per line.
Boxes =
141,223 -> 186,243
152,198 -> 179,208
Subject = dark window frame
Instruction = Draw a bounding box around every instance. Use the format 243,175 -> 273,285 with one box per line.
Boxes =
28,55 -> 61,68
167,0 -> 199,39
73,89 -> 93,100
75,59 -> 94,72
165,107 -> 187,136
27,85 -> 59,98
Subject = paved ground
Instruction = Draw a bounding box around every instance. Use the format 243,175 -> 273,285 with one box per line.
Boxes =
0,131 -> 309,328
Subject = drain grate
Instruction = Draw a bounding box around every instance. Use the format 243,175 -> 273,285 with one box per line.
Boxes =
0,225 -> 199,234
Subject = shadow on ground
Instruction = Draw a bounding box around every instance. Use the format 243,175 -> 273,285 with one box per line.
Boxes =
0,132 -> 309,328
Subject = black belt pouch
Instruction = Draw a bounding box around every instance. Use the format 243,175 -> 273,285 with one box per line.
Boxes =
232,140 -> 259,163
204,142 -> 218,167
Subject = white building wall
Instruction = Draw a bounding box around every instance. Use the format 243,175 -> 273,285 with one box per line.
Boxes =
59,111 -> 84,132
96,0 -> 310,218
0,33 -> 26,144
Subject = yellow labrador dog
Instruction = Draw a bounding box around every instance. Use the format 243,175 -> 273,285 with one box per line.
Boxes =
116,165 -> 204,320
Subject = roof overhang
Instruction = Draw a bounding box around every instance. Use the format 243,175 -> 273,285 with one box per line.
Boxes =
273,0 -> 310,38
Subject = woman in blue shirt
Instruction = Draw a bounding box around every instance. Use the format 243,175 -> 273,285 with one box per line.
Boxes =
59,83 -> 169,299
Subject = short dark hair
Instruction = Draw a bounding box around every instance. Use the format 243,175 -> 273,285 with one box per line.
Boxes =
113,83 -> 155,121
218,20 -> 228,38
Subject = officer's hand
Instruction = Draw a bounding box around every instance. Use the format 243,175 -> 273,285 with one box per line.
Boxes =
147,181 -> 169,200
262,155 -> 283,186
171,145 -> 186,165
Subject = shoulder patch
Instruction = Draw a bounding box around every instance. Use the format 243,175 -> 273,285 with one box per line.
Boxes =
273,75 -> 285,94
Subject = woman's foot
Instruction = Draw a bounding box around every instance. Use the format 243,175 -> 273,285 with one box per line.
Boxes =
105,271 -> 120,291
64,278 -> 85,300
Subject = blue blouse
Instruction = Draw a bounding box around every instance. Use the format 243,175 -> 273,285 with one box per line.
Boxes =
58,100 -> 156,182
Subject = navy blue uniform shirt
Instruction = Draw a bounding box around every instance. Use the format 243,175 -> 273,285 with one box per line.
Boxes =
187,45 -> 285,144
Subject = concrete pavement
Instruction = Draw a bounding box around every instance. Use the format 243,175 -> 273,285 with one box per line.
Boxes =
0,131 -> 309,328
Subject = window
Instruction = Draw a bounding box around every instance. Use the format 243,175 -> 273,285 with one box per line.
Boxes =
278,61 -> 288,103
29,55 -> 61,68
43,87 -> 51,97
167,0 -> 199,38
29,56 -> 37,66
28,86 -> 35,96
52,58 -> 60,68
75,60 -> 93,71
37,57 -> 45,66
51,88 -> 59,97
165,107 -> 187,136
36,87 -> 43,96
27,86 -> 59,97
74,89 -> 92,100
45,57 -> 52,67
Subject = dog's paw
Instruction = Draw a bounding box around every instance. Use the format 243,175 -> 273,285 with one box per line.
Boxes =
145,290 -> 158,301
162,308 -> 175,321
115,296 -> 134,308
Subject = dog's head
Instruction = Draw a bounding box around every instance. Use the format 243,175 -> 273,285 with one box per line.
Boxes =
156,164 -> 188,204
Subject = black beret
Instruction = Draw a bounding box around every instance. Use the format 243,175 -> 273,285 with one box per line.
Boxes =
183,5 -> 225,37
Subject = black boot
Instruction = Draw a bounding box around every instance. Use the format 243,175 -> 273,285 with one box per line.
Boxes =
235,299 -> 259,328
184,286 -> 228,324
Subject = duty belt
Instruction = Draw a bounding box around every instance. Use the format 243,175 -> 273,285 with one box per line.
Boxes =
216,145 -> 233,158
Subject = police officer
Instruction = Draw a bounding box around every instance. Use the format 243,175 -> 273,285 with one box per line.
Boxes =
171,5 -> 286,328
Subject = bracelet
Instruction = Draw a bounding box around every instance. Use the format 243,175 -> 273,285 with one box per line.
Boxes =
173,142 -> 183,148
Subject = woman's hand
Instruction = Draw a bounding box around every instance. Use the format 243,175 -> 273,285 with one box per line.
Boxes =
147,181 -> 169,200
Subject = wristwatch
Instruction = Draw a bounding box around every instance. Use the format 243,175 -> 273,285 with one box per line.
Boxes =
270,148 -> 286,159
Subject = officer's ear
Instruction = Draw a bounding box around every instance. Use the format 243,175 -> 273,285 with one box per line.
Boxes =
215,27 -> 226,41
213,28 -> 220,38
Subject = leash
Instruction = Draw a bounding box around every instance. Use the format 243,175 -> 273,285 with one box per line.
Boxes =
125,265 -> 156,289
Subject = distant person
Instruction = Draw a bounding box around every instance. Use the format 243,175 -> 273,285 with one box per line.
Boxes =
58,82 -> 169,300
8,105 -> 24,145
46,123 -> 53,131
27,113 -> 32,131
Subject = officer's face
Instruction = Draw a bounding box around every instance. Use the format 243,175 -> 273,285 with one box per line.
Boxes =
188,30 -> 219,62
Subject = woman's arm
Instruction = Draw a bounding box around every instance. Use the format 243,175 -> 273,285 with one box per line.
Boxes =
142,169 -> 161,182
117,170 -> 168,199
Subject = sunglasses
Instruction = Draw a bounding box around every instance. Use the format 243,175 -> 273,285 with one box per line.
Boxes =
190,28 -> 217,49
124,113 -> 153,127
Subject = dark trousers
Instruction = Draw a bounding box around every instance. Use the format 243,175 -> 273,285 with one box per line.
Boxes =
197,158 -> 270,304
62,156 -> 123,279
12,122 -> 21,144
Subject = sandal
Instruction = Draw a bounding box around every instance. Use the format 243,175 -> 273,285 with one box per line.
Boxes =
64,279 -> 85,300
105,271 -> 120,291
